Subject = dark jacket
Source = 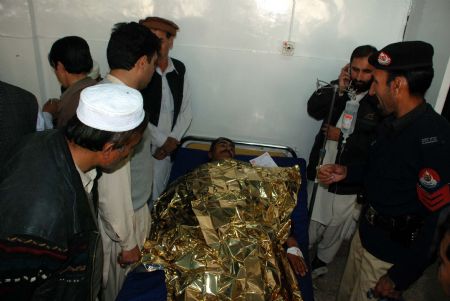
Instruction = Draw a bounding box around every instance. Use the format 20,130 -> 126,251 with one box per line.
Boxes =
0,130 -> 102,301
0,81 -> 38,152
306,80 -> 382,195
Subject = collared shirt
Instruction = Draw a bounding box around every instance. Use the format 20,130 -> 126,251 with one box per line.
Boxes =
312,91 -> 367,225
105,74 -> 125,85
76,166 -> 97,194
101,73 -> 154,209
76,165 -> 97,214
365,102 -> 440,215
385,101 -> 427,132
149,58 -> 192,147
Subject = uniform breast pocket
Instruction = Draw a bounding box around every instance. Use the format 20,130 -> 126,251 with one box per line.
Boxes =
356,117 -> 378,132
379,153 -> 418,187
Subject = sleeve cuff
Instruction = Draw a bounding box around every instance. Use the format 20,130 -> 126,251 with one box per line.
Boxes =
119,230 -> 139,250
387,264 -> 418,291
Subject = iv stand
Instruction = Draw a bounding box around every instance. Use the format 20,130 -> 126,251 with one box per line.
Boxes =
308,81 -> 339,219
308,80 -> 358,220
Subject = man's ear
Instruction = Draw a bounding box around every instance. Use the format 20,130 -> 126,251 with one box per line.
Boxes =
56,61 -> 66,73
389,76 -> 400,95
135,55 -> 148,70
99,142 -> 118,164
398,77 -> 407,92
392,77 -> 407,97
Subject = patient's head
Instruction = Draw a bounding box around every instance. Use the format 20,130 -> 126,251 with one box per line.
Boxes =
208,137 -> 235,161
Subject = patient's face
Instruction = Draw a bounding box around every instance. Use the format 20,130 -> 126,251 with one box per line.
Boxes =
209,139 -> 235,161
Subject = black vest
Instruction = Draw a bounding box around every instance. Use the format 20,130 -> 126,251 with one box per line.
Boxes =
141,58 -> 186,130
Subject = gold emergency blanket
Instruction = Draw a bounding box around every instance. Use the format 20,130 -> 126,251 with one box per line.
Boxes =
142,159 -> 303,300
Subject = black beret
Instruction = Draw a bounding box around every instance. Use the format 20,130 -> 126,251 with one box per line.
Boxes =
368,41 -> 433,70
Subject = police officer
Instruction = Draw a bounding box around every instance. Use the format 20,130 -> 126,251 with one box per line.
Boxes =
318,41 -> 450,300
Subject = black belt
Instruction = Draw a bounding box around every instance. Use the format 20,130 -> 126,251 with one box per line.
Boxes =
365,205 -> 424,245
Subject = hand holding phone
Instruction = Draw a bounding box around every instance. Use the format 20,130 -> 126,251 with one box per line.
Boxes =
338,63 -> 351,94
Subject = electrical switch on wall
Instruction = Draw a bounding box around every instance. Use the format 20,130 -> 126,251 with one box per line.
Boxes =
282,41 -> 295,56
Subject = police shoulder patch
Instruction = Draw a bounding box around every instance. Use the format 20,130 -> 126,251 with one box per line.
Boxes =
416,168 -> 450,211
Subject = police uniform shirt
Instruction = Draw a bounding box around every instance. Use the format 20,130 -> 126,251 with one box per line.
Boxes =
358,102 -> 450,290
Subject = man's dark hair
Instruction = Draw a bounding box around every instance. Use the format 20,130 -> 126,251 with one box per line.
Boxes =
350,45 -> 378,62
386,68 -> 434,97
107,22 -> 161,70
209,137 -> 235,153
64,114 -> 149,151
48,36 -> 93,74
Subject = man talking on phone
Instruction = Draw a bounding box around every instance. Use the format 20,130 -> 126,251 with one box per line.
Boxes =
306,45 -> 383,278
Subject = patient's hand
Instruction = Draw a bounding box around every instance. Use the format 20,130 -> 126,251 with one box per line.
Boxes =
286,236 -> 308,277
287,253 -> 308,277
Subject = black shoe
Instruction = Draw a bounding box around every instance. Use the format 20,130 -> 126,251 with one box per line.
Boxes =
311,256 -> 328,279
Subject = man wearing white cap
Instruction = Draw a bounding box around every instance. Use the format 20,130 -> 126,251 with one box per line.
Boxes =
95,22 -> 160,300
0,84 -> 148,300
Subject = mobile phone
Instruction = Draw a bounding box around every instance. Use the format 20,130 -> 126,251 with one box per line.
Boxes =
347,64 -> 352,89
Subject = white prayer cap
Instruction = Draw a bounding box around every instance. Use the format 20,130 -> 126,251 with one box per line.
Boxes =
77,83 -> 145,132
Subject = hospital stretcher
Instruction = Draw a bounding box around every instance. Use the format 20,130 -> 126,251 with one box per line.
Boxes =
117,136 -> 314,301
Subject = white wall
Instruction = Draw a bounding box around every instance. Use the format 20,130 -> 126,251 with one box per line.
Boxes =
404,0 -> 450,110
0,0 -> 412,159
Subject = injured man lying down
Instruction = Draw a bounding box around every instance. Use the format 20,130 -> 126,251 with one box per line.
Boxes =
140,137 -> 307,300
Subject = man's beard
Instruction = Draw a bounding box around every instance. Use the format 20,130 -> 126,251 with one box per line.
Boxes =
351,79 -> 373,93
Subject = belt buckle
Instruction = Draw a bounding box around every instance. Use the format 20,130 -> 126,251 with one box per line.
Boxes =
366,207 -> 376,225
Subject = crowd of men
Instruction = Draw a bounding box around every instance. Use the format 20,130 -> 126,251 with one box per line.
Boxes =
0,17 -> 190,301
0,13 -> 450,301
